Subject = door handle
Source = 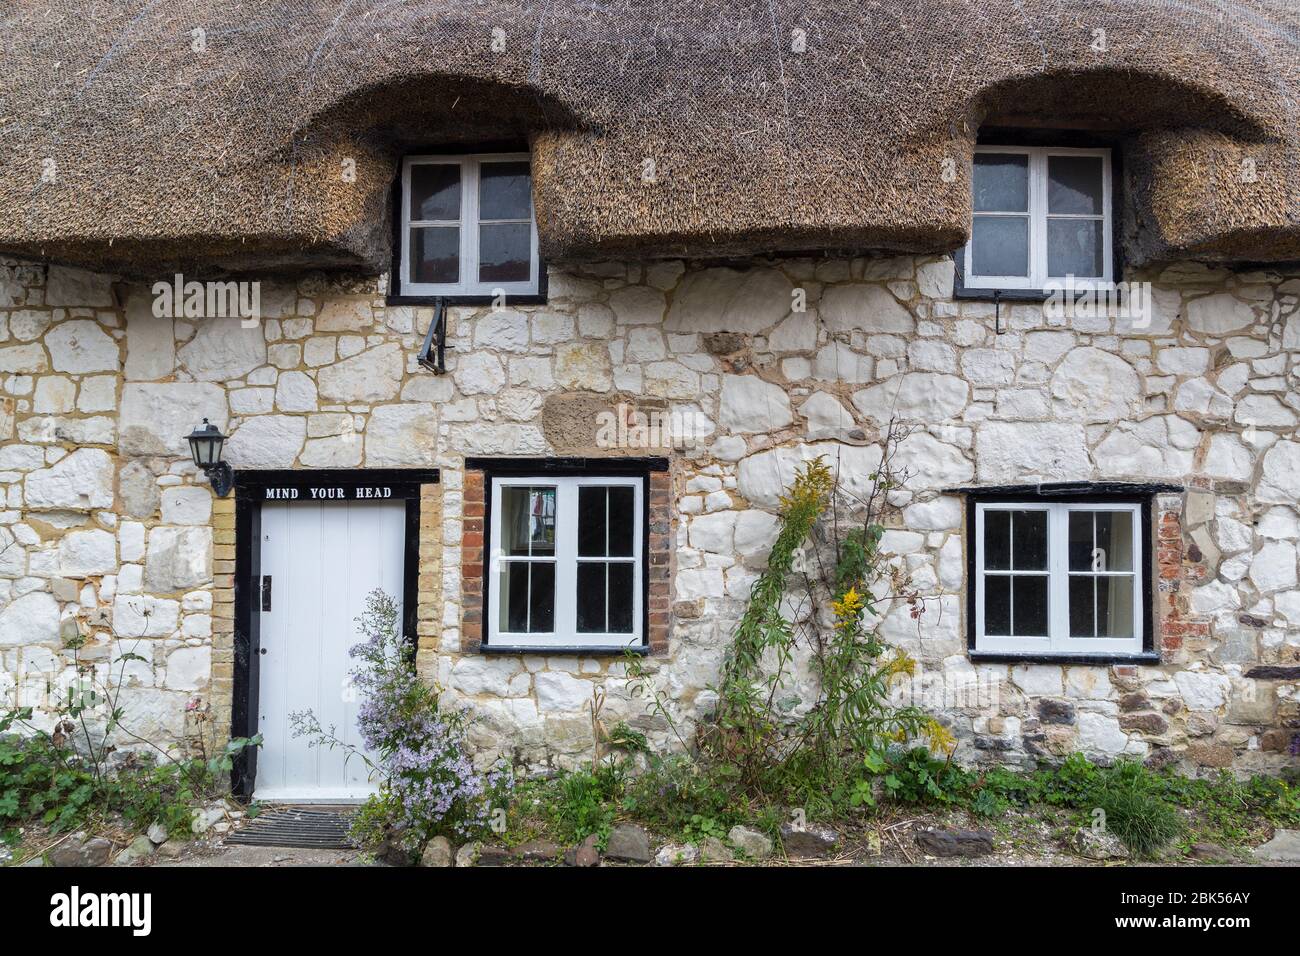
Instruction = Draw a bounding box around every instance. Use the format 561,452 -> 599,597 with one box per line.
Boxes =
261,575 -> 272,612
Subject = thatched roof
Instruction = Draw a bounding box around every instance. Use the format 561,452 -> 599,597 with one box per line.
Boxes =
0,0 -> 1297,277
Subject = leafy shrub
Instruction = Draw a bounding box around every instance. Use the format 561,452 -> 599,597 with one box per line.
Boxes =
2,674 -> 258,849
547,764 -> 621,846
1094,762 -> 1183,856
292,590 -> 511,858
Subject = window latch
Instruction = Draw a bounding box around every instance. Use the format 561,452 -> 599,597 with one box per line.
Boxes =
261,575 -> 272,612
417,296 -> 450,374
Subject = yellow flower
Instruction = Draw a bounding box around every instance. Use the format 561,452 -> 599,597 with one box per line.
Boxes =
924,719 -> 957,755
831,586 -> 864,623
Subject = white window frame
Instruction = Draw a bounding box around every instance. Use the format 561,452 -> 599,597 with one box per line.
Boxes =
963,145 -> 1113,292
974,501 -> 1143,657
400,153 -> 540,298
487,475 -> 643,650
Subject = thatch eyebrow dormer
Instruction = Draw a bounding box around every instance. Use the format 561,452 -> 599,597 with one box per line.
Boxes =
0,0 -> 1296,277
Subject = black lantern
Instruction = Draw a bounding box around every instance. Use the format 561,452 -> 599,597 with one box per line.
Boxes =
185,419 -> 234,497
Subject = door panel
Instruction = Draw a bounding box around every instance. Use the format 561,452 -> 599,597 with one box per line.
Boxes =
254,500 -> 405,802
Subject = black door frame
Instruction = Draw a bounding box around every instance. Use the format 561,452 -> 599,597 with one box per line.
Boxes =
230,468 -> 439,799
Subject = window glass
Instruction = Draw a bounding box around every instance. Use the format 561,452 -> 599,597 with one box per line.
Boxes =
1012,576 -> 1049,636
410,163 -> 461,220
410,227 -> 459,284
974,154 -> 1029,212
971,217 -> 1029,276
1048,155 -> 1104,215
478,222 -> 532,283
1047,219 -> 1103,277
479,161 -> 532,220
500,486 -> 555,556
499,561 -> 555,634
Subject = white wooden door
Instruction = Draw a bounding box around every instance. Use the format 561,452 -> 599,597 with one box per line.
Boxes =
254,499 -> 406,802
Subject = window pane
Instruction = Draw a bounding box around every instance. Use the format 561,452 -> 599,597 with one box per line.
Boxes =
1069,575 -> 1095,637
985,575 -> 1011,635
608,562 -> 634,633
478,222 -> 531,283
974,154 -> 1029,212
1047,218 -> 1103,278
1068,511 -> 1094,571
501,561 -> 529,632
1048,155 -> 1104,215
1012,511 -> 1048,571
500,486 -> 555,556
608,486 -> 634,557
578,487 -> 606,558
529,561 -> 555,632
410,227 -> 459,284
576,563 -> 606,633
410,163 -> 461,220
479,161 -> 532,220
1097,576 -> 1134,639
984,511 -> 1011,571
971,216 -> 1029,277
1011,576 -> 1048,636
1094,511 -> 1134,572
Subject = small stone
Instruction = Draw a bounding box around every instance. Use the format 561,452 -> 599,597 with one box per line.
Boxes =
564,834 -> 600,867
512,838 -> 560,863
1189,842 -> 1234,863
780,822 -> 839,857
699,835 -> 734,863
915,827 -> 994,858
727,825 -> 774,859
114,835 -> 155,865
1254,829 -> 1300,862
1072,827 -> 1129,860
476,845 -> 512,866
653,843 -> 699,866
420,835 -> 453,867
604,823 -> 652,863
454,841 -> 480,867
48,832 -> 114,867
147,822 -> 169,845
154,841 -> 184,860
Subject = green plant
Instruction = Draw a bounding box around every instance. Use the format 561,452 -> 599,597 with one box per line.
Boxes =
706,433 -> 952,807
1094,762 -> 1182,857
547,766 -> 621,846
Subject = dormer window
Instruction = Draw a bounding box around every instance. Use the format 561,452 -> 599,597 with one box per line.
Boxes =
960,145 -> 1113,295
396,153 -> 541,299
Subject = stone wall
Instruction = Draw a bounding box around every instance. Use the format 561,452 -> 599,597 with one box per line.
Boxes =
0,254 -> 1296,774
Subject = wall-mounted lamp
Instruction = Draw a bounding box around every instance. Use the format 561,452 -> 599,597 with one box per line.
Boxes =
185,419 -> 234,497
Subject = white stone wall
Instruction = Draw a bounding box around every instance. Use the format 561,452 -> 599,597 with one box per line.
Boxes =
0,254 -> 1296,773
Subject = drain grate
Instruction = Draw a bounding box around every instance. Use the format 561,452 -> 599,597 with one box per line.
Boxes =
226,806 -> 356,850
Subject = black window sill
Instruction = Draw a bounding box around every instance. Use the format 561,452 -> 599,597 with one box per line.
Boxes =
953,287 -> 1053,303
969,652 -> 1161,666
386,293 -> 549,307
480,644 -> 649,656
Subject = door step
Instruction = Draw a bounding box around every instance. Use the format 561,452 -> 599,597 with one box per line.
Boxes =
226,806 -> 356,850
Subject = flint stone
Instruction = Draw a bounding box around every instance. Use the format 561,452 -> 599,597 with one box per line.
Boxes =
780,822 -> 839,856
915,827 -> 995,857
604,823 -> 652,863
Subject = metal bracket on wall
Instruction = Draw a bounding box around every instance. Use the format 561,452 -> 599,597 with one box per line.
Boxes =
993,290 -> 1003,334
417,296 -> 449,374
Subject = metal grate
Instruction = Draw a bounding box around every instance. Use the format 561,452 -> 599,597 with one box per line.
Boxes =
226,806 -> 356,850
